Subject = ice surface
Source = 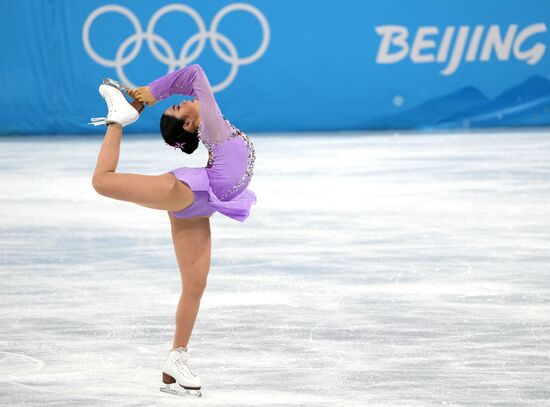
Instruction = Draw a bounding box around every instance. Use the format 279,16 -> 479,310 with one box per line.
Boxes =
1,130 -> 549,406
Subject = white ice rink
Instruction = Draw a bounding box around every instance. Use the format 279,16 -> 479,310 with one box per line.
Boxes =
1,130 -> 549,406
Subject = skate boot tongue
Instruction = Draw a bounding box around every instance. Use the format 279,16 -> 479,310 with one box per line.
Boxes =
174,348 -> 189,364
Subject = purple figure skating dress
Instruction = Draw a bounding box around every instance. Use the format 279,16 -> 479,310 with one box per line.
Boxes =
148,65 -> 256,222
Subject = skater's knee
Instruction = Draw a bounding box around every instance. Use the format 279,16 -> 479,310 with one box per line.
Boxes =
92,173 -> 105,194
92,172 -> 113,196
182,279 -> 207,300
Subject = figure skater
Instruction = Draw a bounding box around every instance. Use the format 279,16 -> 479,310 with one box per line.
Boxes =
90,64 -> 256,397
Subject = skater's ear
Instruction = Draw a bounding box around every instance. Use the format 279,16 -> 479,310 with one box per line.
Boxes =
183,119 -> 198,134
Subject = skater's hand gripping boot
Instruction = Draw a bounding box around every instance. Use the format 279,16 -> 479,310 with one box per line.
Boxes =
128,86 -> 157,106
102,78 -> 145,113
89,84 -> 140,127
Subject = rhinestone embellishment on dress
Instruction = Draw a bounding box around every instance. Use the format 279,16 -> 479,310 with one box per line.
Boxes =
197,119 -> 256,201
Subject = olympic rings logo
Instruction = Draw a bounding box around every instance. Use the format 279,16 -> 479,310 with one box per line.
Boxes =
82,3 -> 270,91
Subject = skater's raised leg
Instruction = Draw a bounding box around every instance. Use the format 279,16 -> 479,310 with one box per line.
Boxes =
91,85 -> 194,212
93,122 -> 123,174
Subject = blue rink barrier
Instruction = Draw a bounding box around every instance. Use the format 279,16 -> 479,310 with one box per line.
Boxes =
1,0 -> 550,134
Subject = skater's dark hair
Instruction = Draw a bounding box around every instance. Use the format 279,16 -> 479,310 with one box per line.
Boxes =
160,114 -> 199,154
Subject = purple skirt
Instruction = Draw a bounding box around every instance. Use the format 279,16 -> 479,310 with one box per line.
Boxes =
169,167 -> 256,222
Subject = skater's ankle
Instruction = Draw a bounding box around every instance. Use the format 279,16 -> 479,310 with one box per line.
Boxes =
172,345 -> 188,352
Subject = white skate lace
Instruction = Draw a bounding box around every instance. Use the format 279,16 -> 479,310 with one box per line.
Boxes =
89,117 -> 107,126
175,352 -> 196,377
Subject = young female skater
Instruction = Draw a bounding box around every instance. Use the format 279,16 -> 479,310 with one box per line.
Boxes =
91,64 -> 256,397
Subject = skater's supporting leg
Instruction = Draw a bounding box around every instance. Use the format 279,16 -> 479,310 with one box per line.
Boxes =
168,214 -> 212,348
174,293 -> 201,348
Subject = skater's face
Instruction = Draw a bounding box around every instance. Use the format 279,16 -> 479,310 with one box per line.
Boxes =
164,100 -> 200,133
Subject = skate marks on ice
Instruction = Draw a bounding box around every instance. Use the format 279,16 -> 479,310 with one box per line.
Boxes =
1,132 -> 550,406
0,351 -> 122,404
0,351 -> 45,379
0,337 -> 157,405
0,350 -> 48,398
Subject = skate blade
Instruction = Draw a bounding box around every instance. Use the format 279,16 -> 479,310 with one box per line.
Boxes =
160,384 -> 202,398
102,77 -> 130,94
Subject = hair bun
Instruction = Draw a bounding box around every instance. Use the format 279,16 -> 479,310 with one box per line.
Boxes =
160,113 -> 199,154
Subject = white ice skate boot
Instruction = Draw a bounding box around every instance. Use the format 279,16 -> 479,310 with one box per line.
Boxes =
160,347 -> 202,397
89,84 -> 139,127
